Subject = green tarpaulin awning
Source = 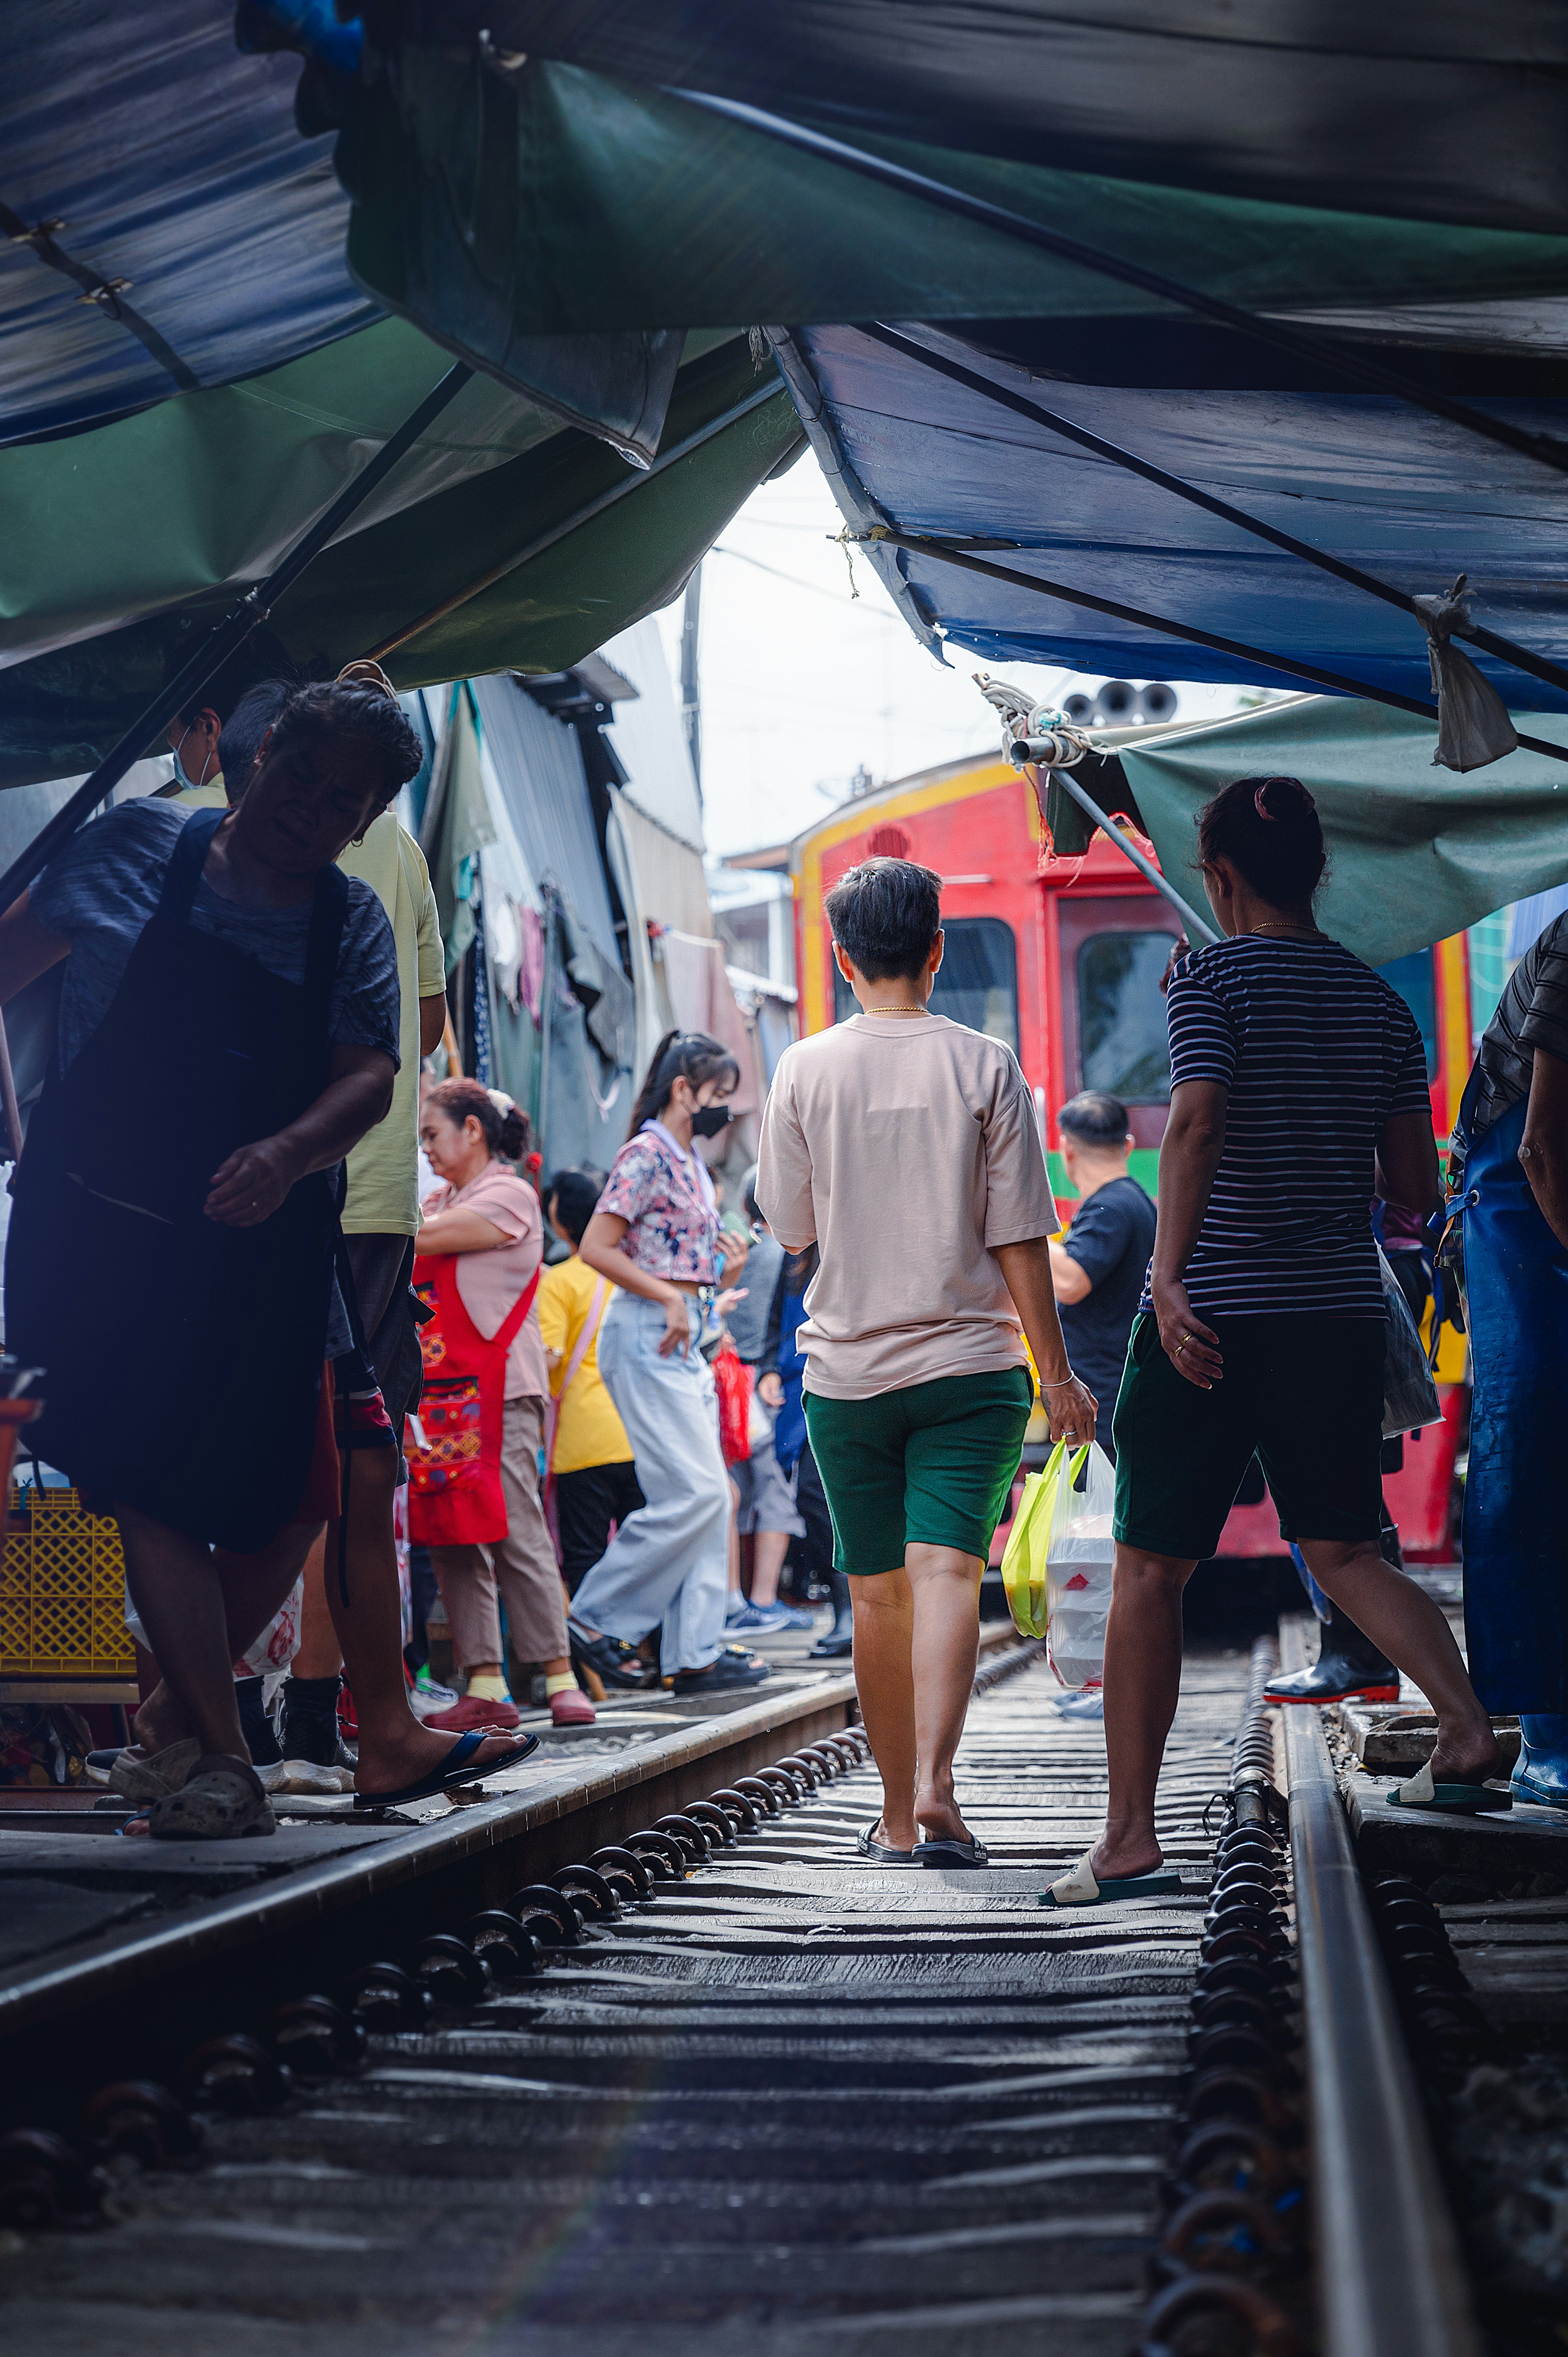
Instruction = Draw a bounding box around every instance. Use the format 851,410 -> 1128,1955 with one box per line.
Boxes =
1113,696 -> 1568,967
0,326 -> 801,792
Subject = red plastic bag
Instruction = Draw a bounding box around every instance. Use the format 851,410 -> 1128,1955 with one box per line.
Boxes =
712,1341 -> 754,1465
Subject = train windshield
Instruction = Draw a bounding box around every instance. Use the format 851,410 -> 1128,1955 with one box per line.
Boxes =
1077,932 -> 1174,1103
833,916 -> 1019,1052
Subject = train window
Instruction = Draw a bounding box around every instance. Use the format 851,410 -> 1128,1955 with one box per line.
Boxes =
1077,932 -> 1175,1103
1376,950 -> 1439,1079
832,916 -> 1019,1052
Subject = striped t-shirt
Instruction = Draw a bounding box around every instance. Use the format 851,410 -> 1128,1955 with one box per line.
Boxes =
1468,911 -> 1568,1139
1156,935 -> 1431,1317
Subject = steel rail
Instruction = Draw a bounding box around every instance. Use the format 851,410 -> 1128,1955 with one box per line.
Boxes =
675,87 -> 1568,480
860,525 -> 1568,767
1278,1621 -> 1482,2357
0,360 -> 475,919
862,322 -> 1568,703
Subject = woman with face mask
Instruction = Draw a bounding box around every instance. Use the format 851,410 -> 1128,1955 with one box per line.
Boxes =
566,1031 -> 767,1695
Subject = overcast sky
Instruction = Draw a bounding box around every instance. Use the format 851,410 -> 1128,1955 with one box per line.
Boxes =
653,450 -> 1254,862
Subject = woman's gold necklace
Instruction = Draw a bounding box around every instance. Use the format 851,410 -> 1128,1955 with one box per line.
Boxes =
1246,922 -> 1328,938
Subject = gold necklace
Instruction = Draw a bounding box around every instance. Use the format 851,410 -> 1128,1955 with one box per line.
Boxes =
864,1005 -> 929,1017
1247,922 -> 1328,939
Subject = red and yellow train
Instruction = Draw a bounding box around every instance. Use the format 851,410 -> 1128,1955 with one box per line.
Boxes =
790,751 -> 1466,1560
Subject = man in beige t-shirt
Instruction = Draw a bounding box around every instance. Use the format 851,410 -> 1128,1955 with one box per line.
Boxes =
757,857 -> 1095,1868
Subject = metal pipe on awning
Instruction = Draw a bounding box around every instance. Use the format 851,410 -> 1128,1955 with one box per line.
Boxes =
857,525 -> 1568,768
1012,744 -> 1220,945
369,381 -> 797,663
0,360 -> 474,919
676,89 -> 1568,482
863,323 -> 1568,704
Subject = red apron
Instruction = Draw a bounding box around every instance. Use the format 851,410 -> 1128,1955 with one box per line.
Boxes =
405,1251 -> 540,1547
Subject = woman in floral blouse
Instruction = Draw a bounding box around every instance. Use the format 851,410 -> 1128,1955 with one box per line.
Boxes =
566,1031 -> 768,1694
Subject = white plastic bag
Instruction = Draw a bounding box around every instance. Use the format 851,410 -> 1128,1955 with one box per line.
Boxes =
1045,1440 -> 1117,1690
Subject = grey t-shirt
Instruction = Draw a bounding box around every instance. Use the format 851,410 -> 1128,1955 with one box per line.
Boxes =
726,1228 -> 784,1363
33,799 -> 401,1358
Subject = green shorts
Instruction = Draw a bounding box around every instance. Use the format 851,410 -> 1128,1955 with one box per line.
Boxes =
1111,1311 -> 1386,1561
804,1368 -> 1034,1576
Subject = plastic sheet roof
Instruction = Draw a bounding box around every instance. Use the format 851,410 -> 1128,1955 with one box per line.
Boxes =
0,0 -> 374,443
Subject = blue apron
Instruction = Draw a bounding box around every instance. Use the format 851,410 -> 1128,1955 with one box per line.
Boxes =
1457,1088 -> 1568,1712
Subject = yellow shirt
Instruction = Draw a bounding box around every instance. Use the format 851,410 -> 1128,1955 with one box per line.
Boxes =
538,1255 -> 633,1473
169,777 -> 228,807
338,815 -> 445,1236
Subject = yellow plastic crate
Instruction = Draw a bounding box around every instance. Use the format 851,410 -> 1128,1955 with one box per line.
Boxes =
0,1487 -> 136,1677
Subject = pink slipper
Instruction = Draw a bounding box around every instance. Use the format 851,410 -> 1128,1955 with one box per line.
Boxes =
550,1687 -> 596,1727
423,1695 -> 521,1733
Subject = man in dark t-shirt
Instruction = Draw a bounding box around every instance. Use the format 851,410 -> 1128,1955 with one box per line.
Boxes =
1048,1091 -> 1156,1450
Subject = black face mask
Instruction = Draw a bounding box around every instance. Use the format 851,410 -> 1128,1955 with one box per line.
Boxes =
690,1103 -> 732,1139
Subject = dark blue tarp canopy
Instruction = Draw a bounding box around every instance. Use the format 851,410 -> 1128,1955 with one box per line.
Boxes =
0,0 -> 373,444
774,321 -> 1568,709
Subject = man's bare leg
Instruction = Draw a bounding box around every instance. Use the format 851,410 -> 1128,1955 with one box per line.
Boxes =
907,1543 -> 985,1845
1302,1538 -> 1503,1782
849,1566 -> 917,1849
294,1532 -> 344,1677
129,1516 -> 323,1758
325,1448 -> 525,1791
748,1527 -> 793,1610
1093,1543 -> 1198,1883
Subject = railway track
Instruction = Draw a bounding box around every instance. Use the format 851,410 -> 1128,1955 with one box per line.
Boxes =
0,1631 -> 1495,2356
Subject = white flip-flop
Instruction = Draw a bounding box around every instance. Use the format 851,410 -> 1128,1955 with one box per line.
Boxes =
1040,1848 -> 1182,1908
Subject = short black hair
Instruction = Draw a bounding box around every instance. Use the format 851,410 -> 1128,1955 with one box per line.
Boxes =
264,680 -> 424,808
1058,1090 -> 1129,1147
548,1165 -> 608,1247
825,855 -> 942,981
220,678 -> 295,800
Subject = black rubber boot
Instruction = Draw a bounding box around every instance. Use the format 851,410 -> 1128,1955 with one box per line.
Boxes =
279,1673 -> 345,1766
234,1675 -> 283,1767
810,1572 -> 854,1659
1266,1615 -> 1399,1705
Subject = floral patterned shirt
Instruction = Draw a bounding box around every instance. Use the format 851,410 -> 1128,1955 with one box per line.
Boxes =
598,1124 -> 720,1282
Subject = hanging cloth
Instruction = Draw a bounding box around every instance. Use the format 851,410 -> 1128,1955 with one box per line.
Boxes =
5,807 -> 345,1552
405,1247 -> 539,1547
1414,577 -> 1519,774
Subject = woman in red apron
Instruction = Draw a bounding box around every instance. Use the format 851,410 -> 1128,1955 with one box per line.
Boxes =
410,1079 -> 594,1728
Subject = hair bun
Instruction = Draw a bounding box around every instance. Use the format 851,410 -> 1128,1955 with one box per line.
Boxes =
1253,775 -> 1316,824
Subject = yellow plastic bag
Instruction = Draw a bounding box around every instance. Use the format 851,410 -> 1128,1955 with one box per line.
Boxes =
999,1441 -> 1088,1639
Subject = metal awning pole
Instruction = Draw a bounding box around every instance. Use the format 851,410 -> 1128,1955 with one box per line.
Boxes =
0,1010 -> 23,1162
0,361 -> 474,919
1016,750 -> 1220,945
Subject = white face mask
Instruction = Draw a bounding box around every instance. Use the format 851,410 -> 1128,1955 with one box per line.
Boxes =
170,724 -> 216,792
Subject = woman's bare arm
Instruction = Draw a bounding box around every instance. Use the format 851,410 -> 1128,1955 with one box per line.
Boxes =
416,1206 -> 510,1254
1375,1108 -> 1441,1220
580,1209 -> 693,1357
204,1044 -> 394,1227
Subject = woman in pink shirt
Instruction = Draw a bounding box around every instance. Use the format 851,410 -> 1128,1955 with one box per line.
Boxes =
414,1078 -> 593,1728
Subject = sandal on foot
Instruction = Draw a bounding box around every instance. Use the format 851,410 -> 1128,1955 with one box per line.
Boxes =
911,1834 -> 989,1868
1040,1849 -> 1182,1907
569,1626 -> 655,1690
353,1730 -> 540,1809
856,1818 -> 919,1866
1386,1759 -> 1513,1814
671,1646 -> 770,1694
147,1755 -> 276,1840
110,1738 -> 202,1805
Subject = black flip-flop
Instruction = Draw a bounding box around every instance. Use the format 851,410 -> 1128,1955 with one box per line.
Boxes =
856,1818 -> 920,1867
354,1730 -> 540,1809
911,1834 -> 989,1868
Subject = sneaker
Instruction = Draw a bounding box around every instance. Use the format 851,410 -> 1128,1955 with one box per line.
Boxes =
1052,1689 -> 1105,1721
724,1590 -> 751,1623
550,1687 -> 597,1727
729,1601 -> 816,1633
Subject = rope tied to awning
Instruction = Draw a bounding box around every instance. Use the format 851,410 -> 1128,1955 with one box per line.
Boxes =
1412,576 -> 1520,774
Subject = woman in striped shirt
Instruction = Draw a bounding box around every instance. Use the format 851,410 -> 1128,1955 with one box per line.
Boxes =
1047,775 -> 1506,1909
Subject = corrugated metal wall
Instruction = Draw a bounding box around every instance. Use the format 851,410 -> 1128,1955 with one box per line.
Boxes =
470,676 -> 622,967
